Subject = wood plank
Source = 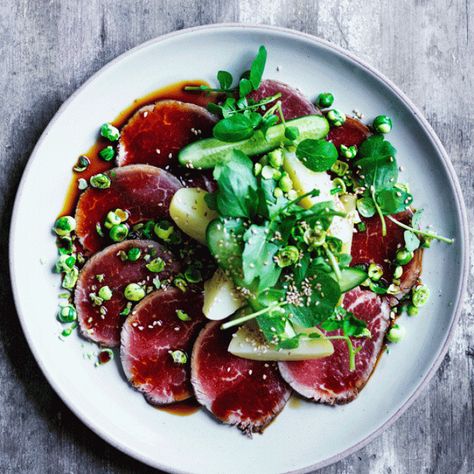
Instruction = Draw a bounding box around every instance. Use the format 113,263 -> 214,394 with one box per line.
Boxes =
0,1 -> 471,472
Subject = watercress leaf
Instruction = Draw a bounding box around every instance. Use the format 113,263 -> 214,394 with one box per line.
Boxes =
358,134 -> 397,161
256,312 -> 288,344
404,230 -> 420,252
261,114 -> 279,137
254,288 -> 286,308
258,178 -> 289,219
206,102 -> 223,116
293,253 -> 310,285
376,187 -> 413,215
213,114 -> 255,142
287,271 -> 341,327
206,217 -> 246,284
298,200 -> 341,231
242,223 -> 281,291
249,45 -> 267,90
342,314 -> 367,337
295,139 -> 338,172
320,320 -> 342,332
239,78 -> 253,98
308,256 -> 333,273
356,196 -> 376,218
213,150 -> 259,218
277,335 -> 301,350
204,192 -> 218,210
240,69 -> 251,80
337,253 -> 352,268
245,110 -> 263,129
236,97 -> 248,110
217,70 -> 233,89
223,96 -> 236,109
269,216 -> 294,246
287,305 -> 315,328
356,135 -> 398,190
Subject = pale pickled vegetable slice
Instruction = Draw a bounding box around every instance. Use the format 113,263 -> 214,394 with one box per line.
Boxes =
203,269 -> 245,320
283,149 -> 354,251
228,325 -> 334,361
334,193 -> 359,254
169,187 -> 217,245
283,150 -> 334,208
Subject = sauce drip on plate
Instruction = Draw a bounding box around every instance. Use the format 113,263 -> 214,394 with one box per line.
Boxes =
60,80 -> 212,216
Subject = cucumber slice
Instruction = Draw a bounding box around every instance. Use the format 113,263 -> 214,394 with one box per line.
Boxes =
179,115 -> 330,170
338,267 -> 368,292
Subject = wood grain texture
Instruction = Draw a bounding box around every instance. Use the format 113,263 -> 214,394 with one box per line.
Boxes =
0,1 -> 472,473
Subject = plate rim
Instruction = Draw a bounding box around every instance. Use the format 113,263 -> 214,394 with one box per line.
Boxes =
9,23 -> 469,473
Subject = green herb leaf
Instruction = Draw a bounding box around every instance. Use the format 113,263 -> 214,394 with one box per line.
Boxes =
356,197 -> 376,218
245,110 -> 263,129
293,253 -> 311,285
217,70 -> 233,89
204,192 -> 218,210
356,135 -> 398,189
257,178 -> 289,219
213,114 -> 255,142
206,217 -> 246,284
321,308 -> 368,337
404,230 -> 420,252
239,78 -> 253,98
286,271 -> 341,327
242,223 -> 281,291
249,45 -> 267,90
295,139 -> 338,172
260,114 -> 279,136
207,102 -> 223,116
213,151 -> 259,218
342,314 -> 367,337
376,187 -> 413,215
277,335 -> 301,350
256,312 -> 288,344
297,200 -> 343,231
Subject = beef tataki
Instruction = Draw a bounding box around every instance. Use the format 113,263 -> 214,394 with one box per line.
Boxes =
75,165 -> 182,254
327,116 -> 370,148
279,287 -> 391,404
75,240 -> 180,347
117,100 -> 216,168
191,321 -> 291,435
351,210 -> 423,296
248,79 -> 320,120
121,288 -> 206,405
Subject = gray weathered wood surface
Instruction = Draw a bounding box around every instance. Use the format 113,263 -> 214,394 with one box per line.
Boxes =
0,1 -> 472,473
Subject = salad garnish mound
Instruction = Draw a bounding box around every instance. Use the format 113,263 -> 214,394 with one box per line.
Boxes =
52,46 -> 453,433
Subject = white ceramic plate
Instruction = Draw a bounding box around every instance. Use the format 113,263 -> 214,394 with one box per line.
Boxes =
10,24 -> 468,473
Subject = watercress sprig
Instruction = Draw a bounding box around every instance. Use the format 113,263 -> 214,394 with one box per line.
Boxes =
207,150 -> 355,350
354,135 -> 413,235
